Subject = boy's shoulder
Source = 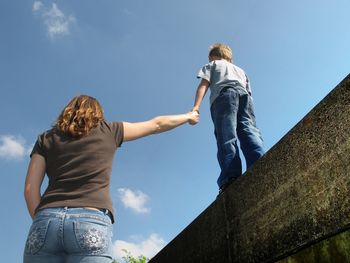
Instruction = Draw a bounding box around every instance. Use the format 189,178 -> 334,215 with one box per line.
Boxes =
232,63 -> 246,74
209,60 -> 245,72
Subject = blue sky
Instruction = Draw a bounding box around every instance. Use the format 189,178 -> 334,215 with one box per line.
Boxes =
1,0 -> 349,261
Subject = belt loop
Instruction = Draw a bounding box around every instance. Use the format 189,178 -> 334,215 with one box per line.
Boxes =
99,208 -> 108,216
105,209 -> 112,221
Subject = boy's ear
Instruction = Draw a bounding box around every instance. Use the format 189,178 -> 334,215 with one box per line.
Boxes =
208,55 -> 215,62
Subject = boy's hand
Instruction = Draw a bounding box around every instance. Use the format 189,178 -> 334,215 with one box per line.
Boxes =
191,106 -> 200,114
188,111 -> 199,125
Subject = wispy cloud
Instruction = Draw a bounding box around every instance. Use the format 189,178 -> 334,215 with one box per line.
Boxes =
32,1 -> 43,12
113,234 -> 166,261
118,188 -> 150,214
32,1 -> 75,39
0,135 -> 29,160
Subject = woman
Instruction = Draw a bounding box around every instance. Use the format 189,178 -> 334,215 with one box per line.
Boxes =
24,95 -> 199,262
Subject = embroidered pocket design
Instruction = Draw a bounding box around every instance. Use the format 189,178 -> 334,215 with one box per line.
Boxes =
76,226 -> 109,254
25,220 -> 50,254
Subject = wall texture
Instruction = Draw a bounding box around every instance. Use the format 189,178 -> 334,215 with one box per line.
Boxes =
276,229 -> 350,263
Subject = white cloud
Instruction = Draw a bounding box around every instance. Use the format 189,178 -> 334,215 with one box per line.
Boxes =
32,1 -> 43,12
118,188 -> 150,214
113,234 -> 166,261
0,135 -> 26,160
32,2 -> 75,39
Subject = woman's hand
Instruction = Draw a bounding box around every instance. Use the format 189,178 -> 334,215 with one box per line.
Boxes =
188,110 -> 199,125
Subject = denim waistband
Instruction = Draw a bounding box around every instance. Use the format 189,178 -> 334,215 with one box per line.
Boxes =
35,207 -> 112,224
220,86 -> 235,93
221,83 -> 246,92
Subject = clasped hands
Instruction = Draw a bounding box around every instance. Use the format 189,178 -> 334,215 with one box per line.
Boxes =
188,107 -> 200,125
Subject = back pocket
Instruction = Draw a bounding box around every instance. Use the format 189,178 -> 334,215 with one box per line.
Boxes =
25,219 -> 50,255
74,221 -> 111,255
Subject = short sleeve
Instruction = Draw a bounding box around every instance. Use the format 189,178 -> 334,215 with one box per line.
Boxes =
197,63 -> 211,82
30,134 -> 46,158
110,122 -> 124,147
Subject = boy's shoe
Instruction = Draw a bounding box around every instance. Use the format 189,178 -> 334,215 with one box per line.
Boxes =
218,183 -> 229,195
217,177 -> 239,196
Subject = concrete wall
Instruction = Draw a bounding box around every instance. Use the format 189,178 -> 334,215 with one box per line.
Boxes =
276,229 -> 350,263
149,74 -> 350,263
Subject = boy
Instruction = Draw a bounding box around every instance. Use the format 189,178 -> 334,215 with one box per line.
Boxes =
192,43 -> 264,193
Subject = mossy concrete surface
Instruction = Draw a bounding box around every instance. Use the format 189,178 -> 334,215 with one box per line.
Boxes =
150,74 -> 350,263
276,229 -> 350,263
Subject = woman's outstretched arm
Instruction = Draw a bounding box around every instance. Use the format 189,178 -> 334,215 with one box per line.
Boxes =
123,111 -> 199,142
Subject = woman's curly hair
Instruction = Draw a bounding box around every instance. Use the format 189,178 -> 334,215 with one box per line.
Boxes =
55,95 -> 104,137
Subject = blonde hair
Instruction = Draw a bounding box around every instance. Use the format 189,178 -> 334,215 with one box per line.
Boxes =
209,43 -> 233,62
55,95 -> 104,137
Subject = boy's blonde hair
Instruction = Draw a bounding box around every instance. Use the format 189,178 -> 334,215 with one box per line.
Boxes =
209,43 -> 232,62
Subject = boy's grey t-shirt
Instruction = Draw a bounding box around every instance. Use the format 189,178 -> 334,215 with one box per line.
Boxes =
197,59 -> 252,105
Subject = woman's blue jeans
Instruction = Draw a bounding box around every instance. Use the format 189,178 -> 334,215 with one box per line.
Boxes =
210,87 -> 264,189
23,207 -> 113,263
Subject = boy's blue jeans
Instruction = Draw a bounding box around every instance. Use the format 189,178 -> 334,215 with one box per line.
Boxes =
210,87 -> 264,189
23,207 -> 113,263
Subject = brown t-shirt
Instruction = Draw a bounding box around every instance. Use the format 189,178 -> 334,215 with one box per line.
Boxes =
31,121 -> 124,223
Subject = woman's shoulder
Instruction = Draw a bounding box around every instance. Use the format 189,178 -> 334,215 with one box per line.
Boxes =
37,127 -> 56,140
98,121 -> 124,136
99,120 -> 122,129
99,121 -> 124,146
